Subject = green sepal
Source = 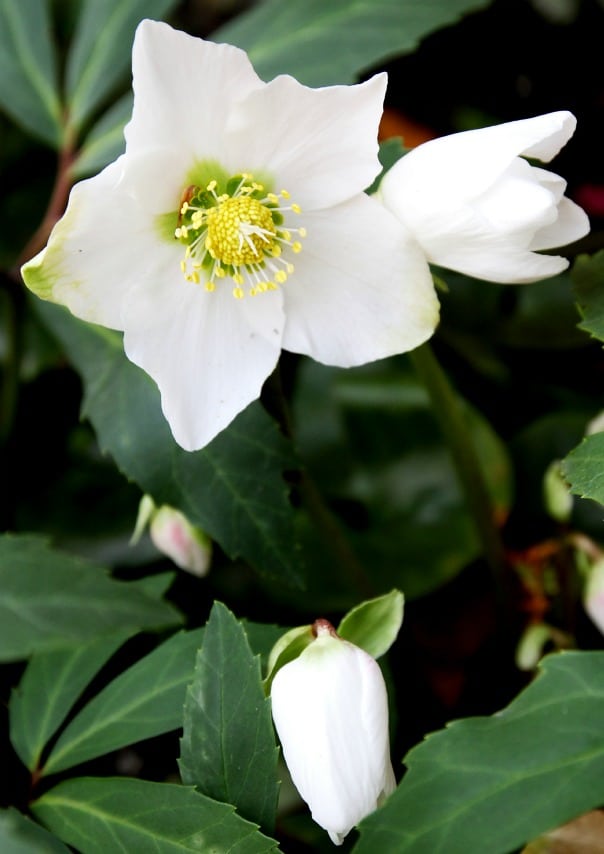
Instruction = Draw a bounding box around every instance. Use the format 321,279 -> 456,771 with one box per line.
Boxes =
337,589 -> 404,659
263,625 -> 313,695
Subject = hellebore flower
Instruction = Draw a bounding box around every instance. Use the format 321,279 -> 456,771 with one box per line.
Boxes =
22,20 -> 438,452
270,620 -> 395,845
379,112 -> 589,283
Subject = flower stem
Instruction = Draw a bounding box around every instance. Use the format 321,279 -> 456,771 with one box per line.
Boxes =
264,365 -> 376,599
410,341 -> 509,604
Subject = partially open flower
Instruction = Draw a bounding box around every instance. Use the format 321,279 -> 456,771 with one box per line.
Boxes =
270,620 -> 395,845
379,112 -> 589,284
22,20 -> 438,452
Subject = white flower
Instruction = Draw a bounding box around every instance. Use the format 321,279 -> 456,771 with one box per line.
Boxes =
21,20 -> 438,452
270,620 -> 395,845
379,112 -> 589,284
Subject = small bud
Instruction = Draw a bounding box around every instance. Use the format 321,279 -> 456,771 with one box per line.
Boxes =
150,506 -> 212,577
515,623 -> 553,671
131,495 -> 212,577
543,460 -> 573,523
584,558 -> 604,635
270,620 -> 395,845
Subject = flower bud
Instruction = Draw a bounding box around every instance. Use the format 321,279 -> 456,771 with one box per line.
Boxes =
131,495 -> 211,576
584,558 -> 604,635
543,460 -> 573,523
270,619 -> 395,845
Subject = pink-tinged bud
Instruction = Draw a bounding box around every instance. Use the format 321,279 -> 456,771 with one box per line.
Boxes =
584,558 -> 604,635
149,506 -> 211,577
270,622 -> 395,845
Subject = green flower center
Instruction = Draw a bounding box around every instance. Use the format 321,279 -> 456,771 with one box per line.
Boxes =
174,173 -> 305,299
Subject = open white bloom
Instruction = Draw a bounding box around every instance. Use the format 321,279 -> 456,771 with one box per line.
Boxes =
21,20 -> 438,452
379,112 -> 589,284
271,620 -> 395,845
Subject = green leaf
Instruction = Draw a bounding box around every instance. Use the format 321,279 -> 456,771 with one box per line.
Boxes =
9,634 -> 128,772
32,777 -> 278,853
572,250 -> 604,342
0,809 -> 70,854
562,432 -> 604,506
338,589 -> 404,659
355,651 -> 604,854
179,603 -> 279,833
293,360 -> 512,601
71,93 -> 132,178
0,534 -> 181,662
215,0 -> 492,86
35,302 -> 302,586
264,625 -> 313,694
366,139 -> 407,195
42,629 -> 203,776
0,0 -> 62,145
65,0 -> 179,132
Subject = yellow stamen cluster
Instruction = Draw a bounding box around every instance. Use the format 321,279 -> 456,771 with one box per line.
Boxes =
174,173 -> 305,298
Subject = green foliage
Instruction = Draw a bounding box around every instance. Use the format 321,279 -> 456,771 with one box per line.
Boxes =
563,431 -> 604,506
572,250 -> 604,342
216,0 -> 492,86
179,603 -> 279,834
64,0 -> 179,133
41,629 -> 203,776
35,302 -> 302,586
0,534 -> 180,661
0,809 -> 70,854
9,634 -> 129,772
293,360 -> 512,600
0,0 -> 61,145
337,589 -> 404,659
32,778 -> 279,853
355,652 -> 604,854
72,94 -> 133,178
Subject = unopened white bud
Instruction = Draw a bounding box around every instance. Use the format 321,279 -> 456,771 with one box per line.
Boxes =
150,506 -> 211,577
270,619 -> 395,845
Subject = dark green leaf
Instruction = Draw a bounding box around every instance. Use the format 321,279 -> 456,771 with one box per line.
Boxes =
572,250 -> 604,342
366,139 -> 407,195
65,0 -> 179,132
562,432 -> 604,506
10,634 -> 128,772
35,302 -> 302,586
72,93 -> 132,178
0,534 -> 181,662
42,629 -> 203,776
33,777 -> 279,853
0,809 -> 69,854
179,603 -> 279,833
0,0 -> 62,145
355,651 -> 604,854
215,0 -> 492,86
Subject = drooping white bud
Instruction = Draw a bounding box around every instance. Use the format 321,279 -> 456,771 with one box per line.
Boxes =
584,558 -> 604,635
150,505 -> 211,577
270,619 -> 395,845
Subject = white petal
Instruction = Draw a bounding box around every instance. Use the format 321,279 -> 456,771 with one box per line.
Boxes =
281,194 -> 439,365
122,275 -> 285,451
530,196 -> 590,250
22,156 -> 175,329
125,20 -> 263,163
473,159 -> 559,236
226,74 -> 387,210
271,636 -> 394,844
380,111 -> 577,206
